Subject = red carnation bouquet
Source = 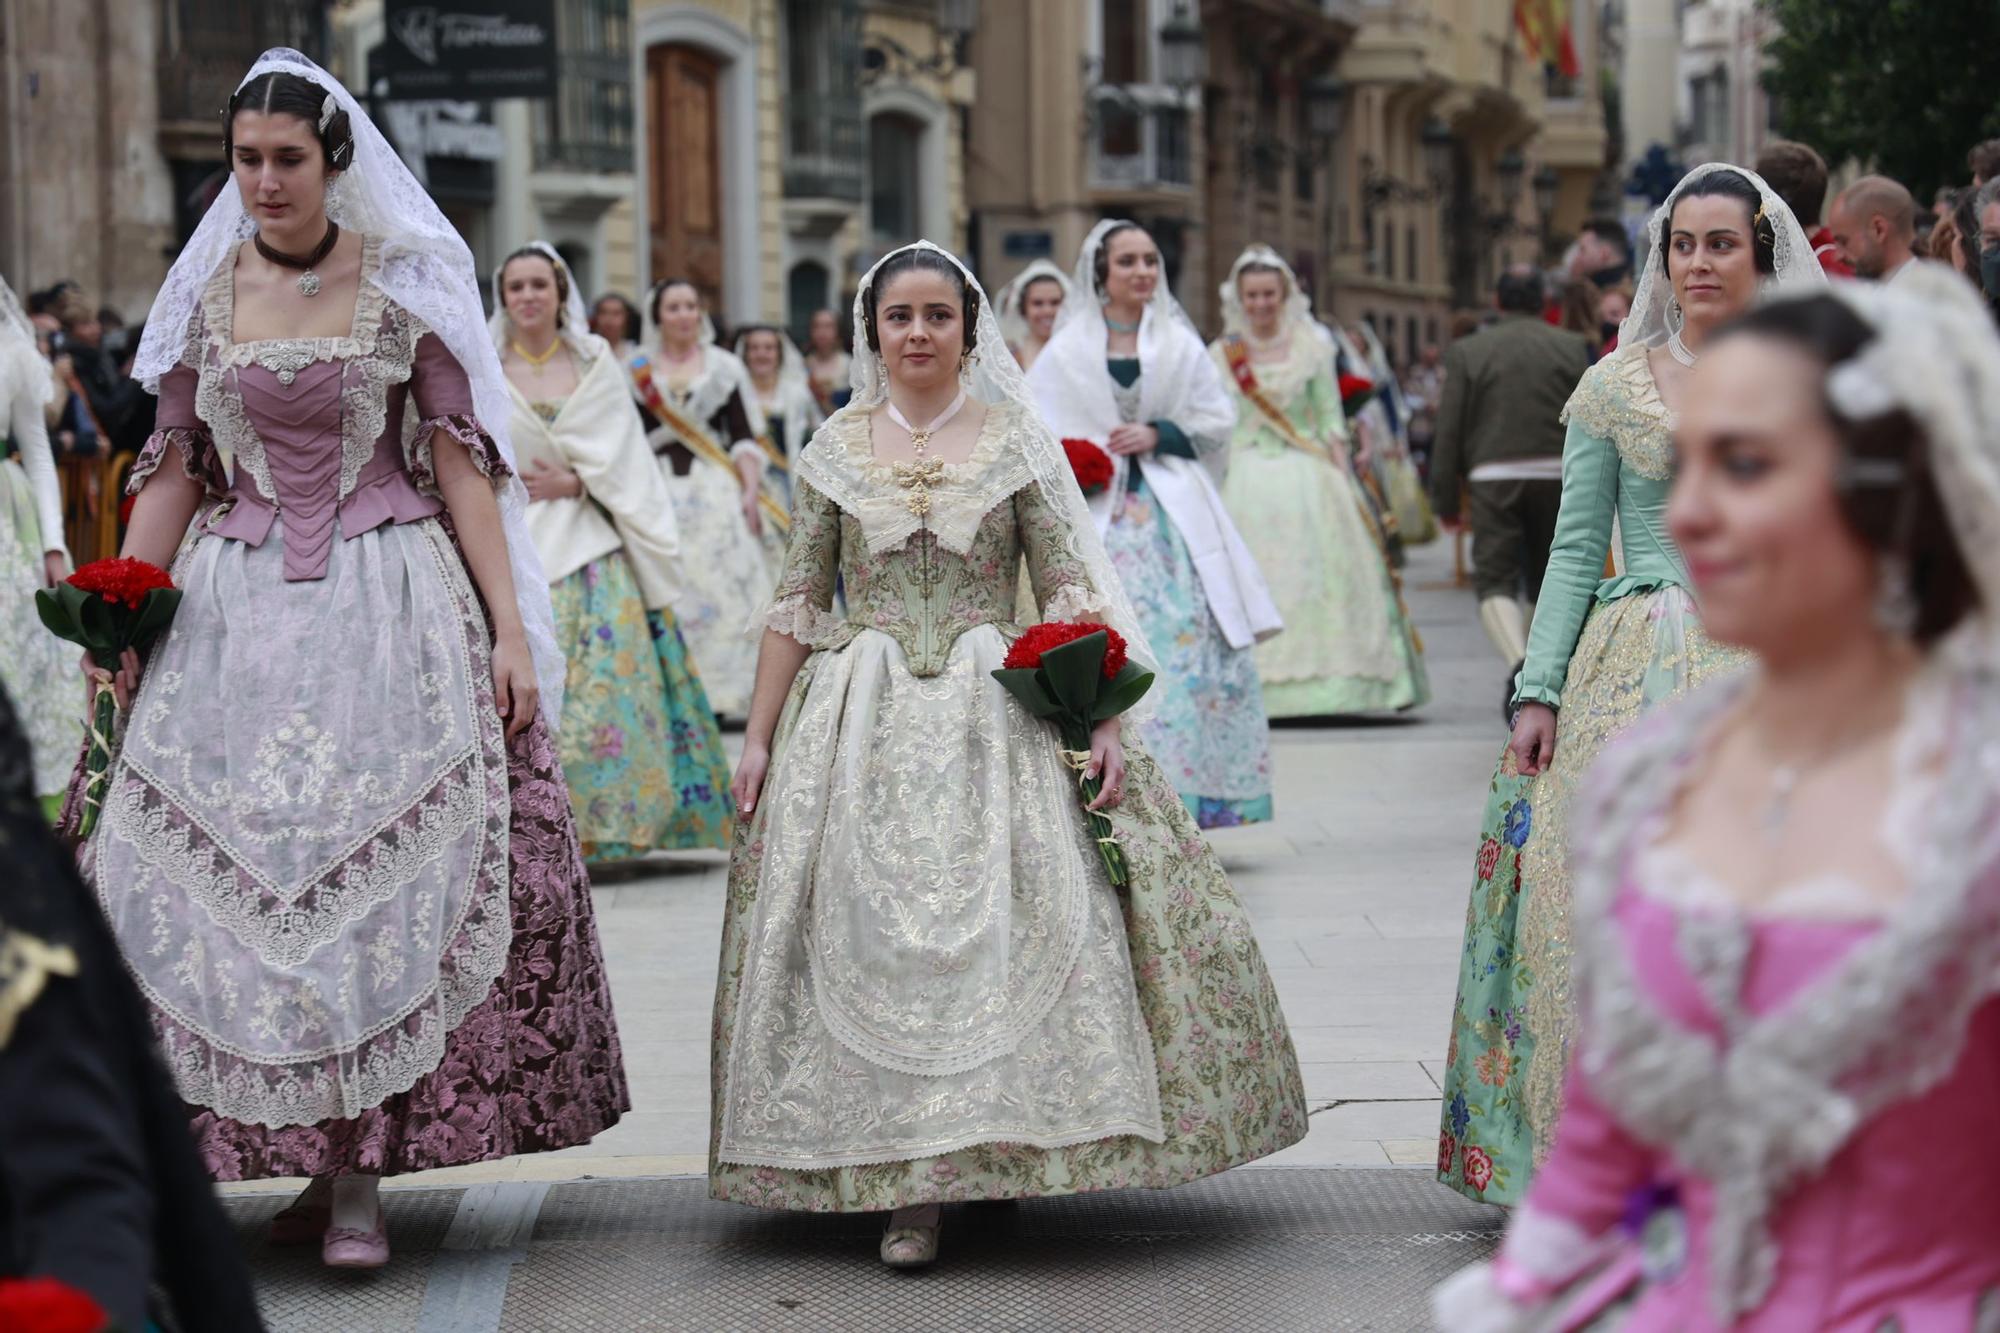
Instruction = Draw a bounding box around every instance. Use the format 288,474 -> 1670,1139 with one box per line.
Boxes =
1061,438 -> 1115,496
36,557 -> 182,839
0,1277 -> 114,1332
1337,371 -> 1377,418
993,622 -> 1154,886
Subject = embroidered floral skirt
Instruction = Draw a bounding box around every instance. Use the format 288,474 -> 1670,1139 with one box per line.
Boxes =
549,553 -> 732,861
76,517 -> 629,1179
1103,485 -> 1274,828
0,457 -> 79,798
708,626 -> 1307,1211
1437,586 -> 1742,1204
663,458 -> 776,717
1376,449 -> 1437,546
1221,447 -> 1428,717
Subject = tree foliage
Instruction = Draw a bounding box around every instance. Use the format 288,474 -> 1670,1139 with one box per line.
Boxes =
1761,1 -> 2000,196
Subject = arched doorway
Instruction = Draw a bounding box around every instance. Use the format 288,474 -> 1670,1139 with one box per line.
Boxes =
646,42 -> 724,312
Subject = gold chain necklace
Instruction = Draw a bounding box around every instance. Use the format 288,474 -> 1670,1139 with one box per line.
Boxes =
510,336 -> 563,368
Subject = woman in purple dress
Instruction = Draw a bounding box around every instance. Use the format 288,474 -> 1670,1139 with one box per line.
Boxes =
75,50 -> 627,1269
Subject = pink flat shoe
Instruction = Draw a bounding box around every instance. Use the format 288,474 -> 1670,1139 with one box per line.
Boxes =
321,1212 -> 390,1270
268,1197 -> 331,1246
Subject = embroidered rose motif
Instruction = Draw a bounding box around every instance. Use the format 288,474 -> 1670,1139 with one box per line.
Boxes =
1476,838 -> 1502,882
1503,799 -> 1532,849
1437,1130 -> 1457,1176
1462,1145 -> 1494,1192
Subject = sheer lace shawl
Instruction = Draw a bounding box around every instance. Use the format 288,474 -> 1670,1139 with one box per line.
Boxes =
639,342 -> 767,447
1567,633 -> 2000,1321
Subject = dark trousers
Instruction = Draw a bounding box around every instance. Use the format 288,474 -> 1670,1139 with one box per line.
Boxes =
1468,477 -> 1563,604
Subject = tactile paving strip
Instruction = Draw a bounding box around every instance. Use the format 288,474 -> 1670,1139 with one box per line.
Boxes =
226,1188 -> 460,1332
503,1169 -> 1500,1332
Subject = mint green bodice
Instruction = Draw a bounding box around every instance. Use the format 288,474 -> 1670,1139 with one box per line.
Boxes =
1516,345 -> 1685,708
772,478 -> 1093,677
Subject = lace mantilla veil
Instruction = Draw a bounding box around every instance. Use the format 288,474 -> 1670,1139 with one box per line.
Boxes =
133,48 -> 564,721
993,258 -> 1073,350
731,326 -> 812,398
798,240 -> 1156,679
0,275 -> 54,405
1620,161 -> 1824,351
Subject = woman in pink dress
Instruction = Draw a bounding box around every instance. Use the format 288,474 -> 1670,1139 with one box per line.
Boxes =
1434,267 -> 2000,1328
75,50 -> 626,1270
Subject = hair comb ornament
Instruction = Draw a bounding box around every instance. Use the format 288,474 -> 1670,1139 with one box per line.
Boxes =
319,93 -> 337,132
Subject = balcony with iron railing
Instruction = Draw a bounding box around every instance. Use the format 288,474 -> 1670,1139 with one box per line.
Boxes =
532,0 -> 635,174
784,94 -> 867,203
1090,92 -> 1194,192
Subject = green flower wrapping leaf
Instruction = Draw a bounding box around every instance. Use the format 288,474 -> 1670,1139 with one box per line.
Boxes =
35,558 -> 182,840
993,623 -> 1154,886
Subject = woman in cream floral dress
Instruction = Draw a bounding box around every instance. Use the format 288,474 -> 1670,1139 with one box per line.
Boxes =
711,242 -> 1305,1269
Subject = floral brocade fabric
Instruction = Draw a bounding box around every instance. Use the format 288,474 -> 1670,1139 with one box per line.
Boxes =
548,553 -> 732,860
1438,587 -> 1742,1204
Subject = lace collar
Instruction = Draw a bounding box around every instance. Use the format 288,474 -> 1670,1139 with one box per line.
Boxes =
795,398 -> 1035,555
1213,327 -> 1328,412
1561,341 -> 1674,481
200,235 -> 391,378
1571,634 -> 2000,1322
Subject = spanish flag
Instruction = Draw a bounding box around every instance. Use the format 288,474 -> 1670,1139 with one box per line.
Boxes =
1514,0 -> 1581,80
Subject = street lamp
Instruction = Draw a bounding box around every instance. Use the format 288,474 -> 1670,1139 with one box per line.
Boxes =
1158,1 -> 1206,93
1420,117 -> 1455,190
1304,73 -> 1347,144
1532,165 -> 1561,227
1496,148 -> 1526,212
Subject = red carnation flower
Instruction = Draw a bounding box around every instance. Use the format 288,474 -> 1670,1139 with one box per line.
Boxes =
1060,437 -> 1115,495
66,556 -> 175,610
0,1277 -> 110,1333
1003,621 -> 1129,679
1338,371 -> 1375,402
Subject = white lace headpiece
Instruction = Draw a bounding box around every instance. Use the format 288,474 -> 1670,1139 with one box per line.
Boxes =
131,48 -> 564,722
1217,244 -> 1315,339
1057,217 -> 1204,344
487,240 -> 593,359
820,240 -> 1155,676
993,258 -> 1073,350
1622,162 -> 1823,350
643,278 -> 719,352
0,274 -> 55,405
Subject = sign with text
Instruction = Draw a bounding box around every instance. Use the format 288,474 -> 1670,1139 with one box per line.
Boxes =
382,0 -> 558,101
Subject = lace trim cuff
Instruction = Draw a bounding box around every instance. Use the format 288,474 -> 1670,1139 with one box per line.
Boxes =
130,426 -> 228,499
755,595 -> 845,647
408,414 -> 510,492
730,439 -> 766,469
1039,583 -> 1117,624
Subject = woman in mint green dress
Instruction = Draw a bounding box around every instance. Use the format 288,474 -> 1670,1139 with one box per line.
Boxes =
1209,246 -> 1427,716
1437,165 -> 1821,1204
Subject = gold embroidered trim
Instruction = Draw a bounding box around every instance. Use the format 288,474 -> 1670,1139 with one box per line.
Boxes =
0,927 -> 80,1048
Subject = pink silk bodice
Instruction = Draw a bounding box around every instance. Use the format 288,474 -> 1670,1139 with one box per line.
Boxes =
1527,884 -> 2000,1331
151,321 -> 472,582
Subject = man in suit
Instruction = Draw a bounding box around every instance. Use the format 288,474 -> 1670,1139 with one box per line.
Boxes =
1429,266 -> 1593,666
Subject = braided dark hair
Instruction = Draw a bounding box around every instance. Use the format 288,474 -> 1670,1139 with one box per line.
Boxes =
1661,169 -> 1777,276
649,278 -> 701,330
225,71 -> 355,172
858,248 -> 980,355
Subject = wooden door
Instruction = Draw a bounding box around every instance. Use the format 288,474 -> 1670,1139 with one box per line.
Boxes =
647,44 -> 724,312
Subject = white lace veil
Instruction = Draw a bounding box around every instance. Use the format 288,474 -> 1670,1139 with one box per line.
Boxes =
487,239 -> 594,360
1059,217 -> 1205,343
0,274 -> 54,404
1622,161 -> 1823,350
835,240 -> 1156,674
994,259 -> 1072,350
1217,243 -> 1314,339
132,48 -> 564,722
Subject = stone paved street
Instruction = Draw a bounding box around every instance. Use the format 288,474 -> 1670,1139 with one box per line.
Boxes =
222,534 -> 1510,1329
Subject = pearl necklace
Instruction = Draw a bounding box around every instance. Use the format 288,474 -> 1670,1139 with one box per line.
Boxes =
885,388 -> 968,455
1668,327 -> 1699,367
